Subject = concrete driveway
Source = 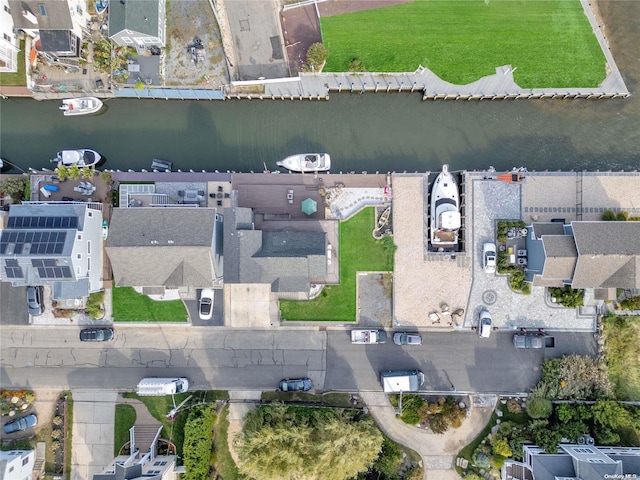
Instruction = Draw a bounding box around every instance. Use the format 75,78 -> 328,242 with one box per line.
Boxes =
71,390 -> 117,480
0,283 -> 28,326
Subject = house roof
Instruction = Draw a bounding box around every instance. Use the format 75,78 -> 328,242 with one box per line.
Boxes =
106,208 -> 216,247
106,209 -> 216,288
541,235 -> 578,281
571,221 -> 640,288
53,277 -> 89,300
224,207 -> 327,293
40,30 -> 75,53
109,0 -> 160,38
9,0 -> 72,30
531,222 -> 565,238
529,454 -> 575,480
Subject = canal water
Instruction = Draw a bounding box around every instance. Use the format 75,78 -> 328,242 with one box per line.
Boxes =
1,1 -> 638,174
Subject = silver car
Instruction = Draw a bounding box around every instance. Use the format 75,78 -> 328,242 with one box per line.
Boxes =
483,242 -> 497,274
478,310 -> 492,338
393,332 -> 423,345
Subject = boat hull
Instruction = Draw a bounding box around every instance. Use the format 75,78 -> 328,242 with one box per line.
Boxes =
430,164 -> 461,250
276,153 -> 330,172
56,149 -> 102,168
60,97 -> 104,116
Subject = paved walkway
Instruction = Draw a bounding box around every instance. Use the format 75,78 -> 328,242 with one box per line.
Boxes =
359,391 -> 494,480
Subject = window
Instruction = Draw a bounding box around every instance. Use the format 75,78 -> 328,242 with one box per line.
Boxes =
587,458 -> 605,463
76,4 -> 83,14
87,241 -> 91,254
87,257 -> 90,271
22,456 -> 29,466
4,5 -> 10,13
76,266 -> 81,275
154,461 -> 167,466
574,447 -> 595,454
77,234 -> 82,241
77,253 -> 82,259
38,3 -> 46,15
122,37 -> 133,44
9,466 -> 14,472
3,33 -> 10,42
88,211 -> 93,217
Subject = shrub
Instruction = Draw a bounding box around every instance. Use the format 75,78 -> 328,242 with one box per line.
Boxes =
490,454 -> 506,469
510,271 -> 528,293
616,211 -> 629,221
602,210 -> 617,221
401,409 -> 421,425
550,287 -> 584,308
526,397 -> 552,419
619,296 -> 640,310
529,420 -> 561,454
53,416 -> 63,426
100,170 -> 113,183
506,398 -> 522,414
372,436 -> 402,478
81,167 -> 95,179
463,474 -> 483,480
472,451 -> 490,469
492,438 -> 512,458
181,405 -> 217,480
51,429 -> 62,439
304,43 -> 327,72
538,355 -> 613,400
404,465 -> 423,480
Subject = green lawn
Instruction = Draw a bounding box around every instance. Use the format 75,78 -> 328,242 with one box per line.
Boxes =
280,208 -> 394,321
213,406 -> 245,480
603,315 -> 640,401
0,39 -> 26,86
114,404 -> 137,456
112,287 -> 188,322
320,0 -> 606,88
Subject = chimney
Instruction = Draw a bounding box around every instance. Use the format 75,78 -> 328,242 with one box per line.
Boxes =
22,9 -> 38,25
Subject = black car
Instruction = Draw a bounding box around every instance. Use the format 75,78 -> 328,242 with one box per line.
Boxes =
3,414 -> 37,434
278,378 -> 312,392
79,327 -> 115,342
27,286 -> 44,316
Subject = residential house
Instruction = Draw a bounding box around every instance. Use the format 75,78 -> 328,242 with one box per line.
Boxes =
525,221 -> 640,291
223,207 -> 328,296
105,208 -> 222,290
503,444 -> 640,480
0,202 -> 104,300
8,0 -> 89,58
0,0 -> 20,72
0,450 -> 35,480
109,0 -> 166,49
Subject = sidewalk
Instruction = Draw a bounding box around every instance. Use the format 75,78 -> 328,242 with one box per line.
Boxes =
359,391 -> 494,480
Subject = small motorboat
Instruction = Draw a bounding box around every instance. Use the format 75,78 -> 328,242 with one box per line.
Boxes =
377,206 -> 391,228
95,0 -> 109,15
430,164 -> 461,250
60,97 -> 104,116
151,158 -> 173,171
54,149 -> 102,168
276,153 -> 331,173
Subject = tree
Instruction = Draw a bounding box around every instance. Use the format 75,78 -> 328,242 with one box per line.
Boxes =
529,419 -> 561,454
550,287 -> 584,308
236,405 -> 383,480
0,176 -> 28,202
81,166 -> 95,179
304,43 -> 328,72
371,436 -> 402,478
55,165 -> 69,181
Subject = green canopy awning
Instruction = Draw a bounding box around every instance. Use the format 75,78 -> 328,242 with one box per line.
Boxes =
301,197 -> 317,216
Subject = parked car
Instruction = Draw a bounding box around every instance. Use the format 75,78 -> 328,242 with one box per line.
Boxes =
26,286 -> 44,316
483,242 -> 497,274
513,333 -> 545,349
3,414 -> 37,434
393,332 -> 423,345
199,288 -> 214,320
478,310 -> 492,338
79,327 -> 114,342
278,378 -> 312,392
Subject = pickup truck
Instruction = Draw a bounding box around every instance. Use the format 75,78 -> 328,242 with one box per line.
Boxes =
513,333 -> 555,349
351,329 -> 387,344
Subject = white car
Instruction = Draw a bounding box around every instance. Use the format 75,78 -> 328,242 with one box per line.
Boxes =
198,288 -> 214,320
483,242 -> 497,274
478,310 -> 492,338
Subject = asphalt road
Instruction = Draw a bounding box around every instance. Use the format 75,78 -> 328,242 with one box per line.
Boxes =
0,326 -> 596,394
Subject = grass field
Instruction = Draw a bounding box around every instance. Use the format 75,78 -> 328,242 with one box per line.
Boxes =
280,208 -> 393,321
114,404 -> 137,456
0,39 -> 26,86
112,287 -> 188,322
320,0 -> 606,88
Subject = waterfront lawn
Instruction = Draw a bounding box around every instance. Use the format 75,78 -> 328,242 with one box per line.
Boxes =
603,315 -> 640,401
0,39 -> 26,86
280,208 -> 393,321
320,0 -> 606,88
112,287 -> 188,322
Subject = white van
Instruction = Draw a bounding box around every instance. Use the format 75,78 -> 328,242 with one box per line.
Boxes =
381,370 -> 425,393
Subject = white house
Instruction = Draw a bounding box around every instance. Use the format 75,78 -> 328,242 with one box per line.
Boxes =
0,450 -> 35,480
0,0 -> 19,72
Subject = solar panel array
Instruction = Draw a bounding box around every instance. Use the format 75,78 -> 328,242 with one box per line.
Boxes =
4,258 -> 23,279
7,216 -> 78,229
0,230 -> 68,255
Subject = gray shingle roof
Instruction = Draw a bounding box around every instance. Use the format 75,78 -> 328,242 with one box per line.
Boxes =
571,221 -> 640,288
109,0 -> 160,38
541,235 -> 578,281
106,209 -> 216,288
9,0 -> 72,30
532,222 -> 565,238
107,209 -> 215,247
530,454 -> 575,480
224,207 -> 327,293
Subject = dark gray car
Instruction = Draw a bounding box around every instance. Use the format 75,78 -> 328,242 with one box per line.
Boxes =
393,332 -> 423,345
26,286 -> 44,316
3,414 -> 38,434
513,333 -> 545,349
80,327 -> 115,342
